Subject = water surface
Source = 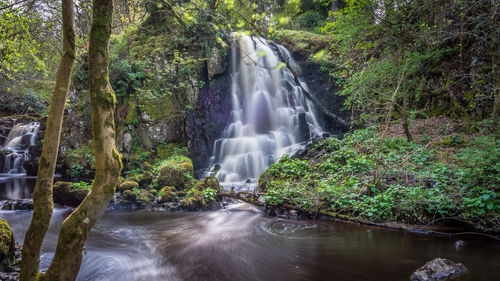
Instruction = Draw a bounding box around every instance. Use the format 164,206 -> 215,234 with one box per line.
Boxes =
1,202 -> 499,281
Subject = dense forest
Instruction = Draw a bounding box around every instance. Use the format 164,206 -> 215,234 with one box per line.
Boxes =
0,0 -> 499,280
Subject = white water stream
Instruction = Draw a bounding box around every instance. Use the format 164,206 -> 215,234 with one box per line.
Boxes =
1,122 -> 40,174
210,33 -> 322,185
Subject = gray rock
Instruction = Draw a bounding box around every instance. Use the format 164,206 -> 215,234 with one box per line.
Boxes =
410,258 -> 467,281
0,200 -> 33,210
454,240 -> 465,250
123,133 -> 132,154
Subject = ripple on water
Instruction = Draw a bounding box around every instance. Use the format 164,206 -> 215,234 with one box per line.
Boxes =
260,220 -> 317,236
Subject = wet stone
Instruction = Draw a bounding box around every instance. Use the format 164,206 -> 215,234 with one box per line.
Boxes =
410,258 -> 467,281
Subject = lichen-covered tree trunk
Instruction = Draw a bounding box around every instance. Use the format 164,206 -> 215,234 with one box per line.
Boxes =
40,0 -> 121,280
19,1 -> 75,280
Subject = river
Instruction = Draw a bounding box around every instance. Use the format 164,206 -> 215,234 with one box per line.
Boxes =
1,177 -> 499,281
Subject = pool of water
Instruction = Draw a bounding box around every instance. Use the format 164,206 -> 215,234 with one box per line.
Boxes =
0,177 -> 499,281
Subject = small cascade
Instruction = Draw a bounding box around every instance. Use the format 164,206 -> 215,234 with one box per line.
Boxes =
209,33 -> 323,185
1,122 -> 40,174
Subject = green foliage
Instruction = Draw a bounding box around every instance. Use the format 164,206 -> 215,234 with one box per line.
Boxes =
266,154 -> 310,180
203,187 -> 217,202
321,0 -> 498,125
259,128 -> 500,230
0,0 -> 45,78
132,187 -> 140,195
263,189 -> 284,206
0,92 -> 48,116
70,165 -> 85,177
296,10 -> 325,31
71,181 -> 92,190
63,145 -> 95,178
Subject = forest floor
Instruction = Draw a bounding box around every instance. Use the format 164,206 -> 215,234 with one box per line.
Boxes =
255,118 -> 499,237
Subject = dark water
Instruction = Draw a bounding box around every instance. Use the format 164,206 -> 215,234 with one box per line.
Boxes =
1,177 -> 499,281
0,175 -> 36,200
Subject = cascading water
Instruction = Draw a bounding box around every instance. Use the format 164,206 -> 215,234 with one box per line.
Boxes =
1,122 -> 40,174
210,33 -> 323,185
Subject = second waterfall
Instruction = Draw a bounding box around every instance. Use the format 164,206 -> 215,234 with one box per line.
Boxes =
211,33 -> 323,184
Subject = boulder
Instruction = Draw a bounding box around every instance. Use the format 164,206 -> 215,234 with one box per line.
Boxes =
139,171 -> 153,189
23,157 -> 39,176
53,182 -> 89,207
118,181 -> 139,193
121,189 -> 154,207
0,200 -> 33,210
410,258 -> 468,281
123,132 -> 132,154
203,176 -> 221,191
157,156 -> 193,189
180,176 -> 222,210
157,186 -> 176,204
122,190 -> 136,202
136,190 -> 154,207
0,218 -> 15,271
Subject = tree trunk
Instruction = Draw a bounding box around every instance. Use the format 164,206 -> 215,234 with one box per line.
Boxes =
329,0 -> 339,22
383,67 -> 406,137
402,93 -> 413,142
19,1 -> 75,280
491,0 -> 499,140
40,0 -> 122,280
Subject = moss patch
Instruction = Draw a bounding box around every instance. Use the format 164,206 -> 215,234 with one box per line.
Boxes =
0,218 -> 15,270
274,29 -> 330,58
157,155 -> 193,189
157,186 -> 177,204
118,181 -> 139,193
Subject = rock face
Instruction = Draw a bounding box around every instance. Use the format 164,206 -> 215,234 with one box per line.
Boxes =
410,258 -> 468,281
291,54 -> 348,134
186,54 -> 232,177
0,218 -> 15,271
23,145 -> 42,176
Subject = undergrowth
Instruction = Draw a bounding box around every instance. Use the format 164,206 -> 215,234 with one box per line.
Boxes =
259,128 -> 499,232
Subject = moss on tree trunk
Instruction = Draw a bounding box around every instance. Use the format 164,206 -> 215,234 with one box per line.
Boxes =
19,1 -> 76,280
40,0 -> 122,280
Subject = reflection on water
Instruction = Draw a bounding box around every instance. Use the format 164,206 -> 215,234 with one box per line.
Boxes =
0,176 -> 36,200
1,202 -> 499,281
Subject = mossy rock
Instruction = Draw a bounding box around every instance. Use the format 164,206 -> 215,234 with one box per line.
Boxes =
155,143 -> 182,160
157,186 -> 176,204
53,181 -> 89,207
203,176 -> 221,191
180,187 -> 205,209
441,135 -> 466,147
136,190 -> 154,207
180,178 -> 221,210
125,175 -> 141,183
122,190 -> 136,202
158,155 -> 193,189
118,181 -> 139,193
139,171 -> 154,189
0,218 -> 15,270
257,170 -> 272,191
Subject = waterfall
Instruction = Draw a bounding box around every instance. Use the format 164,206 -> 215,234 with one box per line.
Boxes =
1,122 -> 40,174
210,33 -> 323,185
